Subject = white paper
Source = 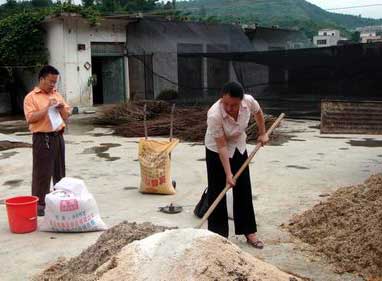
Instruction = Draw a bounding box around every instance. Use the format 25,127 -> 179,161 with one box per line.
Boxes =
48,105 -> 63,131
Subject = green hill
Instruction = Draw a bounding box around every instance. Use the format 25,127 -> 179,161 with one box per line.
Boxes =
176,0 -> 382,38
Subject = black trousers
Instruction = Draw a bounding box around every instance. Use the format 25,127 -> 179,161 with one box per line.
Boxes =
206,148 -> 257,238
32,131 -> 65,206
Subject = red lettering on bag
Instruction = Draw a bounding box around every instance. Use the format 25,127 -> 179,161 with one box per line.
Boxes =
60,199 -> 79,212
159,176 -> 166,184
151,179 -> 159,187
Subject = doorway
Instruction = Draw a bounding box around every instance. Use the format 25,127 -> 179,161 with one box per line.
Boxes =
91,42 -> 126,105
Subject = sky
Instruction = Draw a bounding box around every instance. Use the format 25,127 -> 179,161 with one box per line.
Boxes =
0,0 -> 381,19
306,0 -> 382,19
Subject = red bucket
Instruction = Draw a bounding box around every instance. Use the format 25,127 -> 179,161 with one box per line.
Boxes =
5,196 -> 39,234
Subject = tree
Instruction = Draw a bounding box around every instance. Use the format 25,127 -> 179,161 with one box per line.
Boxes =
4,0 -> 17,9
0,0 -> 31,18
350,31 -> 360,43
31,0 -> 53,8
0,3 -> 101,67
82,0 -> 95,8
163,1 -> 172,10
99,0 -> 119,12
119,0 -> 158,12
0,12 -> 48,67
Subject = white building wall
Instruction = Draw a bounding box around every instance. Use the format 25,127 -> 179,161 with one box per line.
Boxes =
314,29 -> 341,47
318,29 -> 340,37
360,32 -> 382,43
44,20 -> 66,99
44,16 -> 129,108
361,32 -> 377,38
313,35 -> 339,47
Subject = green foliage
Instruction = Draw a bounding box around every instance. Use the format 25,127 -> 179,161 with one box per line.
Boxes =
151,9 -> 192,21
4,0 -> 17,9
0,3 -> 102,68
351,31 -> 361,43
0,0 -> 31,18
82,0 -> 95,8
50,3 -> 101,25
97,0 -> 121,13
0,0 -> 162,69
92,0 -> 159,13
31,0 -> 53,8
0,12 -> 47,67
163,1 -> 173,10
121,0 -> 158,12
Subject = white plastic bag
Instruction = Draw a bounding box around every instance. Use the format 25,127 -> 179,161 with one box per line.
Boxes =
39,177 -> 107,232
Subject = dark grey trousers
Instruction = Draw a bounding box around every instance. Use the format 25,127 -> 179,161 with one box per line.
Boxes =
32,131 -> 65,206
206,148 -> 257,238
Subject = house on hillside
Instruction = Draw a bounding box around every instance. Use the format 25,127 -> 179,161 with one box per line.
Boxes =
313,29 -> 348,47
360,31 -> 382,43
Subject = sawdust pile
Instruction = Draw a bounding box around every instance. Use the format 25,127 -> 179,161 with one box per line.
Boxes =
286,174 -> 382,279
100,229 -> 299,281
32,222 -> 299,281
36,226 -> 300,281
33,222 -> 171,281
97,101 -> 277,143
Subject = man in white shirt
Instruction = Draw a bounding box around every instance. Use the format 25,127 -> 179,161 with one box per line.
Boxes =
205,81 -> 268,249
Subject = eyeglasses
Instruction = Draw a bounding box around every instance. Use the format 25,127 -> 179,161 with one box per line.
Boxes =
44,78 -> 58,86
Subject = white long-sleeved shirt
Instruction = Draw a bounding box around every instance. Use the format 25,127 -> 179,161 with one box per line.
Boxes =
204,94 -> 260,158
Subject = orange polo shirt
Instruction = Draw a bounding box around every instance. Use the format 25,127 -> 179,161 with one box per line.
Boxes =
24,87 -> 71,133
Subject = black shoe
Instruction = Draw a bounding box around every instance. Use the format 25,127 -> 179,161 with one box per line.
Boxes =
37,206 -> 45,217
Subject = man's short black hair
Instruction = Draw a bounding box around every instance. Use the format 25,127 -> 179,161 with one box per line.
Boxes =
38,65 -> 59,80
221,82 -> 244,99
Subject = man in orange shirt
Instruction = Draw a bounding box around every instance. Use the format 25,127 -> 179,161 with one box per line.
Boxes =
24,65 -> 71,216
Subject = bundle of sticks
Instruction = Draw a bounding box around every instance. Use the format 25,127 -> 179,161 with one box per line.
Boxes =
98,101 -> 276,143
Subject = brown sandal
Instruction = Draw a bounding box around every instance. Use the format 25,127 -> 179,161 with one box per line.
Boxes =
246,238 -> 264,249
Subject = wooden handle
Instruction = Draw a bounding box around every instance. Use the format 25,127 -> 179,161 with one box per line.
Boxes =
195,113 -> 285,229
170,104 -> 175,141
143,104 -> 148,140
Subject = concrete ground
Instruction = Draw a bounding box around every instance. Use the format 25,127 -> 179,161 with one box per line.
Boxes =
0,115 -> 381,281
